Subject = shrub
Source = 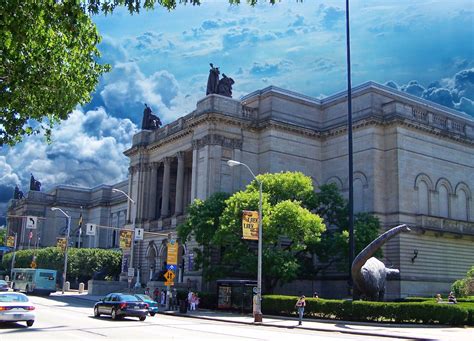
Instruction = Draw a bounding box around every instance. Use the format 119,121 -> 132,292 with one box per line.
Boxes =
261,295 -> 472,326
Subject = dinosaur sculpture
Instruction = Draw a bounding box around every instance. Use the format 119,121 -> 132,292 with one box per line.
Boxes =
351,224 -> 410,301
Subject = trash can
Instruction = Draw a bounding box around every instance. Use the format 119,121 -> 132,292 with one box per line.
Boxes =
179,299 -> 187,313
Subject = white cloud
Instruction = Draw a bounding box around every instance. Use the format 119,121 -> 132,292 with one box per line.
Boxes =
0,108 -> 138,202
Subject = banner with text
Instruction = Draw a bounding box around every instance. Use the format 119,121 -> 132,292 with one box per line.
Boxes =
120,230 -> 133,249
242,210 -> 259,240
167,241 -> 179,266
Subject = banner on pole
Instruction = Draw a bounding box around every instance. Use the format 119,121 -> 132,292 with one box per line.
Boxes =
6,236 -> 15,247
242,210 -> 259,240
56,238 -> 66,251
120,230 -> 133,249
167,241 -> 179,265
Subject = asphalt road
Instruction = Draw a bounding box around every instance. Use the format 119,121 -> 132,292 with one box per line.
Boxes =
0,295 -> 405,341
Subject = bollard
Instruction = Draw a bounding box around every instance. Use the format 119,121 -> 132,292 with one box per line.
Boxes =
65,281 -> 70,292
78,282 -> 85,294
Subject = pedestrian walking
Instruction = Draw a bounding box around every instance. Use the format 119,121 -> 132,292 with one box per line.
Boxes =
187,290 -> 194,310
295,295 -> 306,326
153,288 -> 160,302
190,293 -> 197,311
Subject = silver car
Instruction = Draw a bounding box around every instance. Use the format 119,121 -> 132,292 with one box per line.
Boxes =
0,292 -> 35,327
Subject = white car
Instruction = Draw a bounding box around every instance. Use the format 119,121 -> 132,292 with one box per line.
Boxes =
0,292 -> 35,327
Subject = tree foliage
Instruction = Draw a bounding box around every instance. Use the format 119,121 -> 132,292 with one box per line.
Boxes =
1,1 -> 109,145
1,247 -> 121,282
179,171 -> 326,293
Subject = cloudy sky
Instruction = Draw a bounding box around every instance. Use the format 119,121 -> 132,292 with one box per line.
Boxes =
1,0 -> 473,222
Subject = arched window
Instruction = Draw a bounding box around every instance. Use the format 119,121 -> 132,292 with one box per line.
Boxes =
438,185 -> 449,218
353,178 -> 364,213
417,181 -> 429,215
456,189 -> 468,221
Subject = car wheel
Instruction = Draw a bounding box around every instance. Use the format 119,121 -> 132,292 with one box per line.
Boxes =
139,316 -> 146,321
150,312 -> 155,317
26,320 -> 34,327
94,306 -> 100,317
111,308 -> 118,320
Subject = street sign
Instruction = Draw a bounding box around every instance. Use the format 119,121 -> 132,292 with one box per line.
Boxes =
127,267 -> 134,277
86,223 -> 96,236
164,280 -> 174,286
26,216 -> 37,229
167,241 -> 179,265
166,264 -> 177,272
134,228 -> 144,241
30,261 -> 37,269
164,270 -> 175,282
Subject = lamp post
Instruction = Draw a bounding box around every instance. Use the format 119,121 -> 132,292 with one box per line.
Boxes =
112,188 -> 137,290
227,160 -> 263,323
51,207 -> 71,294
345,0 -> 355,297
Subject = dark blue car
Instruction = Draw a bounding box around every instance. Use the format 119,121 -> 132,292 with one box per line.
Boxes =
94,293 -> 149,321
134,294 -> 159,316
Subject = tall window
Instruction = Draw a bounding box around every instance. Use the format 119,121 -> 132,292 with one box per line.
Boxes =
438,185 -> 449,218
417,180 -> 429,215
456,189 -> 468,221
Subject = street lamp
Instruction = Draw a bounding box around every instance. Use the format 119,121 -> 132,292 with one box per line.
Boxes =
51,207 -> 71,294
112,188 -> 137,290
227,160 -> 263,323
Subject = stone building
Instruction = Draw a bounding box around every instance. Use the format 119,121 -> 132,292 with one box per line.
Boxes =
125,81 -> 474,298
7,81 -> 474,298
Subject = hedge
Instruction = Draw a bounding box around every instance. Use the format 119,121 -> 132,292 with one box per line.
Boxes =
261,295 -> 473,326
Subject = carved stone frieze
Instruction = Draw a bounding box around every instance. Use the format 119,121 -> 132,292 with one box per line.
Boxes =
192,134 -> 243,149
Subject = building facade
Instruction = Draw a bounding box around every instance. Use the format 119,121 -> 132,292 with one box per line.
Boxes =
125,82 -> 474,298
7,81 -> 474,298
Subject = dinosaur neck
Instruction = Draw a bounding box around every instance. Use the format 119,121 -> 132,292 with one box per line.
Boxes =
351,224 -> 408,281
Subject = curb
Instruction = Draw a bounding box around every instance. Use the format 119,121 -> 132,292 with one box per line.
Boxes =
157,311 -> 433,341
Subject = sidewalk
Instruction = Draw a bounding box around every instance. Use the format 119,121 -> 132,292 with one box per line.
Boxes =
57,292 -> 473,341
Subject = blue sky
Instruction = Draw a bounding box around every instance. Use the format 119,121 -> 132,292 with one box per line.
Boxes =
1,0 -> 473,222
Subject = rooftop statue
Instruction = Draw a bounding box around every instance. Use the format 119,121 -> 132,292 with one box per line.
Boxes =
206,63 -> 220,95
351,224 -> 410,301
206,64 -> 235,98
29,174 -> 41,191
217,73 -> 235,98
13,185 -> 24,199
141,103 -> 162,130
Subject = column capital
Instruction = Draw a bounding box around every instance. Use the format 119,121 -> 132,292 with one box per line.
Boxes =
176,151 -> 185,160
163,157 -> 173,165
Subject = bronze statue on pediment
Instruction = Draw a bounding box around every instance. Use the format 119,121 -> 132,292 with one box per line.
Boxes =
141,104 -> 162,130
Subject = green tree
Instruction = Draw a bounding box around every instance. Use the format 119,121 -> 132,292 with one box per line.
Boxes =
1,247 -> 121,282
177,192 -> 230,281
451,266 -> 474,297
179,171 -> 326,293
1,0 -> 287,146
0,228 -> 6,246
1,1 -> 109,145
305,183 -> 381,278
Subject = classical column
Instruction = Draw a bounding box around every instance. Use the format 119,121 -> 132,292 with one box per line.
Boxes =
175,152 -> 185,215
190,143 -> 198,201
161,157 -> 172,218
148,162 -> 159,220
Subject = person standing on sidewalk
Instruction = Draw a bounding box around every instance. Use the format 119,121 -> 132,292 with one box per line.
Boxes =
295,295 -> 306,326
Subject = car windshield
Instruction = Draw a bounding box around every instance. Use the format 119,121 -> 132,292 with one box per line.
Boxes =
119,295 -> 139,302
0,293 -> 29,302
135,294 -> 153,301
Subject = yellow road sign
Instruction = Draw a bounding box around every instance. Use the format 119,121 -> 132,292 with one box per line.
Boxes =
164,270 -> 175,282
164,280 -> 174,286
30,261 -> 37,269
